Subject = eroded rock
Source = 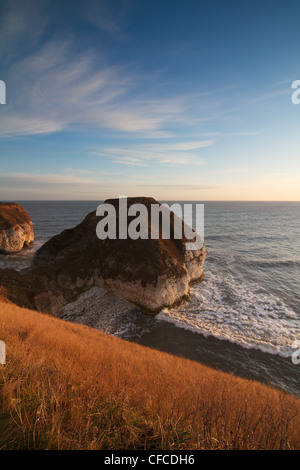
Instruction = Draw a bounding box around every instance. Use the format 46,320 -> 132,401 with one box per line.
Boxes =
31,197 -> 206,315
0,203 -> 34,253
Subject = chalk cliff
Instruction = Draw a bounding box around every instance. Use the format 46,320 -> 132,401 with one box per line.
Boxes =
0,203 -> 34,254
32,197 -> 206,314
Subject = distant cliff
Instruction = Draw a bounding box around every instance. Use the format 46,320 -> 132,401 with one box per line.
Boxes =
0,202 -> 34,253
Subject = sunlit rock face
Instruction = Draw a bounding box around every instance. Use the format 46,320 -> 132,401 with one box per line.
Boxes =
0,203 -> 34,254
31,197 -> 206,315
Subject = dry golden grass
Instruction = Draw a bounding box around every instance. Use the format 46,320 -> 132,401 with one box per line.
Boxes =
0,300 -> 299,450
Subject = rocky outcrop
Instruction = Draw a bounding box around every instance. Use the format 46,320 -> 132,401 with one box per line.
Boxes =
0,197 -> 206,316
0,203 -> 34,253
31,197 -> 206,315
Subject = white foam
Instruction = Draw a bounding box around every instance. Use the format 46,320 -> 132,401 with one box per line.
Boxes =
158,260 -> 300,358
0,239 -> 45,271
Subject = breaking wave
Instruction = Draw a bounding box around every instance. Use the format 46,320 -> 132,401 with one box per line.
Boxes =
158,259 -> 300,359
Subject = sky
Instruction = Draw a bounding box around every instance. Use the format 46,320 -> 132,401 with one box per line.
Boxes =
0,0 -> 300,201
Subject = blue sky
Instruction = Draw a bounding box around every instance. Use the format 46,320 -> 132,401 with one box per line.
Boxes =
0,0 -> 300,200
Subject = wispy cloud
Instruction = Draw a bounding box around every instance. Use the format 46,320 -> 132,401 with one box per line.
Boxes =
0,2 -> 234,139
253,87 -> 293,103
142,183 -> 219,191
145,140 -> 213,151
0,171 -> 100,186
92,140 -> 212,166
0,38 -> 220,137
0,170 -> 127,199
0,169 -> 221,200
0,115 -> 63,136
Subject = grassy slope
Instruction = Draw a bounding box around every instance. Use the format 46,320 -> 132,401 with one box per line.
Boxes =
0,300 -> 299,450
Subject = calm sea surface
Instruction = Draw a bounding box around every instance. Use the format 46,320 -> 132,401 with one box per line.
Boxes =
1,201 -> 299,396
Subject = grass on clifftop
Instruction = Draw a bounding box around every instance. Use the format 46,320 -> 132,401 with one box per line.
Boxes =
0,301 -> 299,450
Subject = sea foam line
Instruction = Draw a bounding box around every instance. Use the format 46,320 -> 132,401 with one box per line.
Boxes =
158,262 -> 300,359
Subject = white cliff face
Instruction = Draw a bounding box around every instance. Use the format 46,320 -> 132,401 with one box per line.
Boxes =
98,273 -> 191,314
95,244 -> 206,314
0,222 -> 34,253
30,244 -> 206,316
184,245 -> 206,282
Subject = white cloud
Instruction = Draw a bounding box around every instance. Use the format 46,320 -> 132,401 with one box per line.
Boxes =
145,140 -> 213,151
0,42 -> 204,137
0,115 -> 64,136
0,170 -> 125,200
0,172 -> 99,185
0,169 -> 221,200
92,140 -> 212,166
0,1 -> 254,146
0,12 -> 229,139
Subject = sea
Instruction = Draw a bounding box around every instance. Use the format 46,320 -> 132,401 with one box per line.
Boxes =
1,201 -> 299,396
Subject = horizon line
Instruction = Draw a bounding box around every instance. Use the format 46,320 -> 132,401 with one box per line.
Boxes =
2,199 -> 300,203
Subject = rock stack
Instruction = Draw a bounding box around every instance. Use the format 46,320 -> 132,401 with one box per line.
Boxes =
0,198 -> 206,316
0,202 -> 34,253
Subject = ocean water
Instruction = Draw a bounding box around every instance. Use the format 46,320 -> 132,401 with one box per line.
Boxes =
1,201 -> 299,396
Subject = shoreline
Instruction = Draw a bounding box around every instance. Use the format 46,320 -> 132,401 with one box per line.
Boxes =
59,286 -> 300,398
